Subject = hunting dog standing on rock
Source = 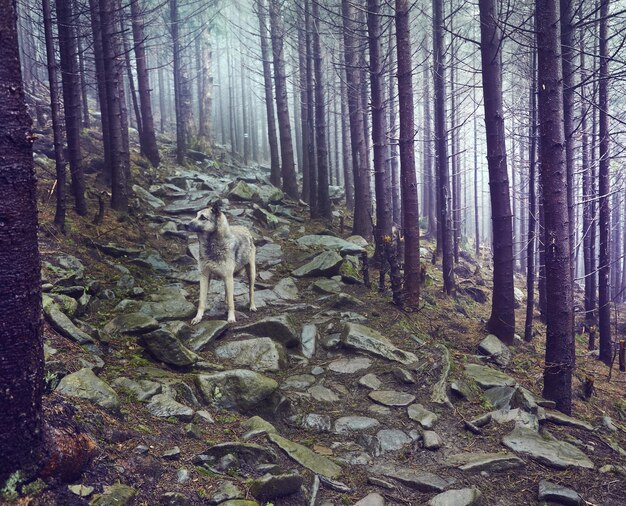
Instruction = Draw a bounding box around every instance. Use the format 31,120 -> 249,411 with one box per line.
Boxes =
185,202 -> 256,323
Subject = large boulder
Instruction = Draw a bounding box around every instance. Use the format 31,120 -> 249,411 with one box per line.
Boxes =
237,315 -> 299,348
56,368 -> 119,411
292,251 -> 344,278
215,337 -> 286,372
464,363 -> 516,389
340,323 -> 418,365
141,328 -> 198,367
44,305 -> 95,345
296,235 -> 364,255
102,312 -> 159,336
196,370 -> 278,412
477,334 -> 511,367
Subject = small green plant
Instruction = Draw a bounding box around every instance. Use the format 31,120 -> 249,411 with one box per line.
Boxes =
1,470 -> 24,501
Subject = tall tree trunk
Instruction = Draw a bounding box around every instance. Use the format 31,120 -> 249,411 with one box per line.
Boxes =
598,0 -> 611,364
268,0 -> 299,199
170,0 -> 186,165
433,0 -> 454,293
395,0 -> 420,305
43,0 -> 66,232
75,18 -> 90,129
130,0 -> 160,166
369,0 -> 392,258
388,27 -> 400,224
57,0 -> 87,215
423,41 -> 435,237
537,0 -> 575,414
478,0 -> 516,343
197,18 -> 213,145
122,18 -> 144,151
312,0 -> 330,218
101,0 -> 130,211
473,74 -> 480,257
305,0 -> 317,211
340,73 -> 354,210
0,0 -> 44,481
240,49 -> 249,166
296,0 -> 311,202
342,0 -> 372,240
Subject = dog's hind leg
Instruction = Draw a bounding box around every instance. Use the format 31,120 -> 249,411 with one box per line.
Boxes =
247,249 -> 257,312
225,272 -> 236,323
191,271 -> 211,325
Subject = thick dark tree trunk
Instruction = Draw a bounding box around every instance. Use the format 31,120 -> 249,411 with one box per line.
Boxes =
395,0 -> 420,306
473,77 -> 480,257
305,1 -> 317,211
197,17 -> 212,145
388,28 -> 400,225
368,0 -> 392,259
122,19 -> 144,150
537,0 -> 575,414
130,0 -> 160,166
433,0 -> 454,293
296,0 -> 311,202
478,0 -> 516,344
170,0 -> 186,165
57,0 -> 87,215
342,0 -> 372,240
423,41 -> 435,238
268,0 -> 299,199
0,0 -> 44,481
43,0 -> 66,232
598,0 -> 612,365
312,0 -> 330,218
100,0 -> 130,211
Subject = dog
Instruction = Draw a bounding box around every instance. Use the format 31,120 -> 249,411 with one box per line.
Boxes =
185,201 -> 256,324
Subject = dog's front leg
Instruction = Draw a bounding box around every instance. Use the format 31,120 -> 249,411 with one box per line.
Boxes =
247,251 -> 257,312
225,272 -> 236,323
192,271 -> 210,325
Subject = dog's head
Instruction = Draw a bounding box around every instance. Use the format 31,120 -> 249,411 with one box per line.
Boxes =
185,201 -> 225,234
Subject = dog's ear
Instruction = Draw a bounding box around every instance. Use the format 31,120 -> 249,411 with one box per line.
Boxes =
211,201 -> 222,215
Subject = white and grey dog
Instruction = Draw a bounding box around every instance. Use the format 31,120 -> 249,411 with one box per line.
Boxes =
185,202 -> 256,324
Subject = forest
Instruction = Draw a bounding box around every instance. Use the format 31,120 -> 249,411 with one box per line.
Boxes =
1,0 -> 626,504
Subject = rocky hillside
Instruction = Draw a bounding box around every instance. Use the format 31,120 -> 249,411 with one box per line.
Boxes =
18,142 -> 626,506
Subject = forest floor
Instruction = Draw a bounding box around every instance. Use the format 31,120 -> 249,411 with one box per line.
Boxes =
9,128 -> 626,506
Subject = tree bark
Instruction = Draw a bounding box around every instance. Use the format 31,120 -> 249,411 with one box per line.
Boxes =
423,40 -> 435,238
478,0 -> 516,343
197,16 -> 213,145
170,0 -> 186,165
296,0 -> 311,202
268,0 -> 299,199
340,72 -> 354,210
537,0 -> 575,414
0,0 -> 44,481
130,0 -> 160,166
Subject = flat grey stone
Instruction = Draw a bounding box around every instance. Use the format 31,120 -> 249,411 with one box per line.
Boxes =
308,385 -> 340,403
369,390 -> 416,407
281,374 -> 316,390
185,320 -> 229,352
196,370 -> 278,411
301,324 -> 317,358
299,413 -> 332,432
484,386 -> 516,410
334,416 -> 380,434
113,377 -> 161,401
141,328 -> 198,367
146,393 -> 194,421
249,472 -> 303,501
372,465 -> 455,492
215,337 -> 286,372
268,432 -> 341,479
538,480 -> 582,505
407,404 -> 438,428
392,367 -> 415,384
464,363 -> 516,389
544,410 -> 593,431
44,305 -> 95,344
359,373 -> 382,390
132,185 -> 165,208
273,277 -> 299,300
329,356 -> 372,374
376,429 -> 412,452
297,234 -> 364,255
428,488 -> 482,506
56,368 -> 119,411
341,323 -> 418,365
422,431 -> 443,450
238,315 -> 299,348
312,278 -> 343,294
354,492 -> 385,506
502,426 -> 594,469
140,299 -> 196,322
103,312 -> 160,336
292,250 -> 344,278
210,481 -> 243,504
478,334 -> 511,367
445,452 -> 524,473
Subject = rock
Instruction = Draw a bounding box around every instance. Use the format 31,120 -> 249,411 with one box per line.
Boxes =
238,315 -> 299,348
514,287 -> 525,307
298,414 -> 332,432
359,373 -> 382,390
281,374 -> 316,390
256,185 -> 284,205
219,501 -> 258,506
296,234 -> 364,255
249,472 -> 303,500
268,432 -> 342,479
273,277 -> 299,300
68,484 -> 94,497
354,493 -> 385,506
428,488 -> 482,506
196,370 -> 278,411
502,426 -> 594,469
308,384 -> 340,403
95,242 -> 143,258
328,293 -> 364,309
478,334 -> 511,367
186,320 -> 229,351
339,255 -> 362,284
228,180 -> 258,201
56,368 -> 119,411
461,286 -> 487,304
312,278 -> 343,294
450,380 -> 472,400
491,408 -> 539,430
602,416 -> 618,432
445,452 -> 524,473
292,250 -> 344,278
301,324 -> 317,358
90,484 -> 136,506
215,337 -> 286,372
133,185 -> 165,208
256,243 -> 283,268
163,447 -> 181,460
210,481 -> 244,504
103,313 -> 160,336
200,442 -> 277,470
392,367 -> 415,384
341,323 -> 418,365
538,480 -> 582,506
160,492 -> 189,506
43,293 -> 79,317
140,299 -> 196,322
422,431 -> 443,450
44,305 -> 95,345
464,363 -> 516,389
141,329 -> 198,367
132,250 -> 174,272
113,377 -> 161,401
163,196 -> 215,215
369,390 -> 416,407
376,429 -> 412,452
484,386 -> 516,410
252,205 -> 281,229
372,465 -> 454,492
329,357 -> 372,374
242,416 -> 278,436
146,393 -> 194,421
334,416 -> 380,434
407,404 -> 438,429
544,410 -> 593,431
43,253 -> 85,286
